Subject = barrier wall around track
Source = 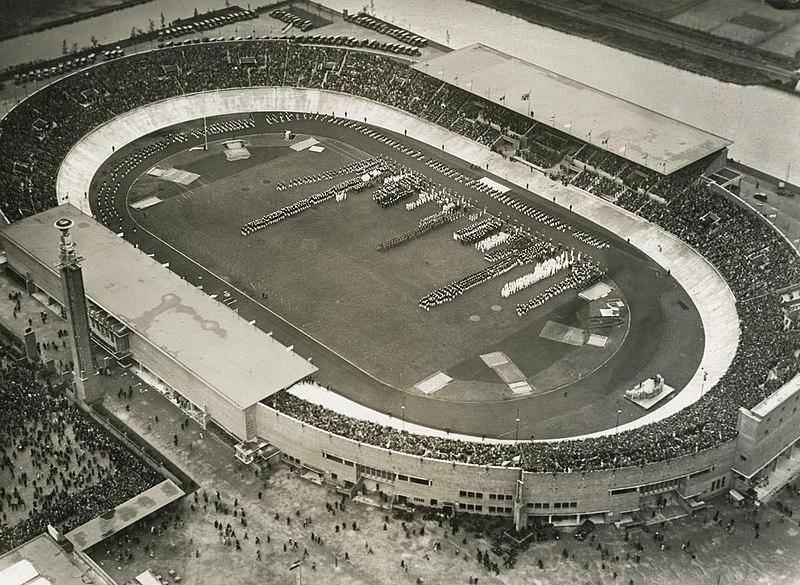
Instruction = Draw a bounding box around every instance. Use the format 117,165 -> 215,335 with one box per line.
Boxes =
56,86 -> 739,439
256,403 -> 736,521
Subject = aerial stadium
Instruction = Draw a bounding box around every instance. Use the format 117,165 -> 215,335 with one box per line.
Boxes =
0,7 -> 798,549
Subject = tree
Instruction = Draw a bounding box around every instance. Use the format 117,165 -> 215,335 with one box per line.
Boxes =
194,8 -> 198,17
71,42 -> 78,54
160,12 -> 165,28
90,35 -> 98,48
62,39 -> 68,56
148,19 -> 155,33
130,26 -> 137,38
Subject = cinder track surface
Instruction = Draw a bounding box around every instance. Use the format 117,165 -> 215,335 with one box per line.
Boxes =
90,113 -> 704,440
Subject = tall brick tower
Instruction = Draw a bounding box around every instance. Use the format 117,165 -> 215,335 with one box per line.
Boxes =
55,218 -> 102,403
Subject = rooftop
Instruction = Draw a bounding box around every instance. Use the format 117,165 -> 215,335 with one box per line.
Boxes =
750,374 -> 800,419
413,43 -> 732,175
0,534 -> 115,585
65,480 -> 185,552
1,205 -> 317,410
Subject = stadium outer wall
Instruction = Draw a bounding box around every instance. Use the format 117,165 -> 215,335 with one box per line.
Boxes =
52,86 -> 745,523
256,403 -> 736,523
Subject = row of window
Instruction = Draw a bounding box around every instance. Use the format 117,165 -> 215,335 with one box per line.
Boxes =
459,490 -> 483,499
459,503 -> 483,511
489,493 -> 513,501
356,463 -> 394,481
459,491 -> 514,500
488,506 -> 513,514
397,474 -> 432,486
322,453 -> 432,485
527,502 -> 578,510
711,477 -> 727,491
323,452 -> 354,467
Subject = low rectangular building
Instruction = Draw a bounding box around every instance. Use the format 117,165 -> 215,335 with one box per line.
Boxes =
0,205 -> 317,439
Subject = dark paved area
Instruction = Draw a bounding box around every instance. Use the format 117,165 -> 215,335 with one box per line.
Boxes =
88,114 -> 704,439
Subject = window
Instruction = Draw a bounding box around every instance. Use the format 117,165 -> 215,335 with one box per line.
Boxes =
409,476 -> 431,486
356,464 -> 395,482
460,491 -> 483,499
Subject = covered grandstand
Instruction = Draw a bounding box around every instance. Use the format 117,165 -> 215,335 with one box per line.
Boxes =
0,204 -> 317,438
414,43 -> 732,176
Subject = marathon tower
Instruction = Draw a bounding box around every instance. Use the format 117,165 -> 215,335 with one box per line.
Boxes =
55,218 -> 102,403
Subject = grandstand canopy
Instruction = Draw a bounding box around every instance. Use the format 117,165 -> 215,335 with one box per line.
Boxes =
65,480 -> 184,551
1,205 -> 317,410
414,44 -> 732,175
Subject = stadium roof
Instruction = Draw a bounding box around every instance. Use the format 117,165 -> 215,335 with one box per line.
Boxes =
65,480 -> 184,551
413,44 -> 732,175
2,205 -> 317,410
0,533 -> 115,585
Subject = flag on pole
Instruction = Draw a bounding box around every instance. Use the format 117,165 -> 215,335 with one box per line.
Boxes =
498,95 -> 505,102
564,122 -> 572,130
521,91 -> 530,101
454,74 -> 459,82
281,22 -> 293,34
587,130 -> 592,137
549,114 -> 555,120
289,560 -> 301,571
619,146 -> 626,154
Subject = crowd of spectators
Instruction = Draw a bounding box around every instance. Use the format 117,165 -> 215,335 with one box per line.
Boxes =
0,349 -> 161,552
1,40 -> 797,474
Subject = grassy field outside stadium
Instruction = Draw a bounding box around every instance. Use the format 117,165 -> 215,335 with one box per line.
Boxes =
91,113 -> 705,438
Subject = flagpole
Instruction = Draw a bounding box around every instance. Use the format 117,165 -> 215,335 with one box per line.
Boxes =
204,116 -> 208,151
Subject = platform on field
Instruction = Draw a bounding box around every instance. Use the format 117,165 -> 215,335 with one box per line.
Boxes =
625,378 -> 676,410
147,167 -> 199,185
414,371 -> 452,394
480,352 -> 533,395
579,281 -> 613,301
539,320 -> 586,346
130,196 -> 163,210
291,137 -> 320,151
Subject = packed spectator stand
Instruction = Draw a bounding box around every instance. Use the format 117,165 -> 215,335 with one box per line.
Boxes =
0,39 -> 797,475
